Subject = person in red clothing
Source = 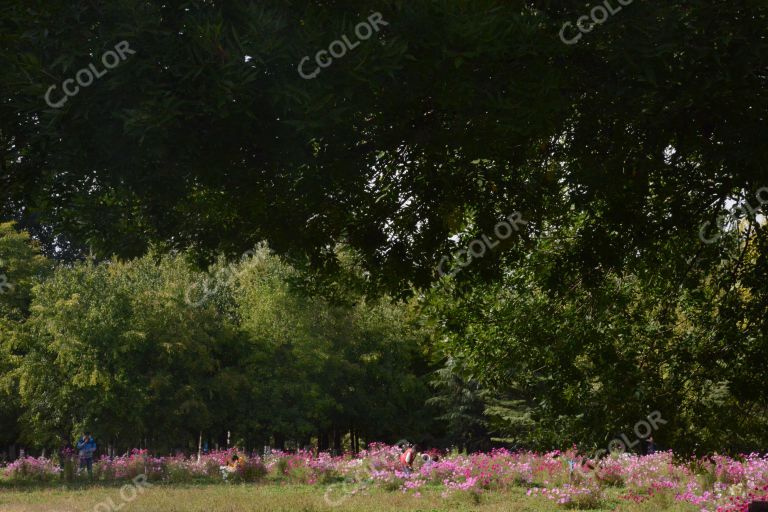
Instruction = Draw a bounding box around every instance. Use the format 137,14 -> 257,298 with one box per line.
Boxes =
400,444 -> 417,470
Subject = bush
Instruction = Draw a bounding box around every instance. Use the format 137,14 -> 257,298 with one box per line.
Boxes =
4,456 -> 61,482
203,458 -> 222,478
60,455 -> 77,482
236,459 -> 268,482
166,463 -> 198,483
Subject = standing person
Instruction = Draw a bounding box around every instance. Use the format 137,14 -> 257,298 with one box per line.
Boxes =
400,444 -> 416,473
646,436 -> 657,455
76,432 -> 97,479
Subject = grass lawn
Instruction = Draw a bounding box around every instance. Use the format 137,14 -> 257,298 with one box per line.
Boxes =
0,483 -> 701,512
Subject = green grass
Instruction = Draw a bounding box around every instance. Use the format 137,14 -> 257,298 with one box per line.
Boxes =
0,483 -> 701,511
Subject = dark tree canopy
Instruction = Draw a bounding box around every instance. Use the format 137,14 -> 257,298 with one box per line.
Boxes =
1,1 -> 768,458
1,0 -> 766,292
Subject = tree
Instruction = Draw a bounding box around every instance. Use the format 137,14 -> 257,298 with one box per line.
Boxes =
6,243 -> 442,454
426,210 -> 768,454
231,246 -> 440,451
0,222 -> 51,451
13,252 -> 239,450
428,358 -> 490,452
1,1 -> 765,292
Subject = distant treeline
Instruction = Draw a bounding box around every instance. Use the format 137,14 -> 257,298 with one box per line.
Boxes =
3,218 -> 768,460
0,222 -> 444,457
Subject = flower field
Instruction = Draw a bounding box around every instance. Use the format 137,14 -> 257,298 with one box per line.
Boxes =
4,445 -> 768,511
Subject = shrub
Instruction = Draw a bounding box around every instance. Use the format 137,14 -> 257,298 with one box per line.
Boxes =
4,456 -> 61,482
528,484 -> 604,509
166,463 -> 198,483
237,459 -> 268,482
276,457 -> 289,475
60,455 -> 77,482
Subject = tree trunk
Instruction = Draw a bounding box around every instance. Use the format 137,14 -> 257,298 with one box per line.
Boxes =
333,428 -> 342,455
318,432 -> 328,452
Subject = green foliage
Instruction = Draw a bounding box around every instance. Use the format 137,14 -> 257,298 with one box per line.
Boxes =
1,2 -> 765,295
428,358 -> 490,452
426,217 -> 768,454
14,251 -> 234,446
0,222 -> 52,450
0,227 -> 440,452
232,460 -> 268,483
229,246 -> 439,445
2,1 -> 767,455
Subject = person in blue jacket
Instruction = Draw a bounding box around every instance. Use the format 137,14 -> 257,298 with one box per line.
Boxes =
646,436 -> 658,455
76,432 -> 97,478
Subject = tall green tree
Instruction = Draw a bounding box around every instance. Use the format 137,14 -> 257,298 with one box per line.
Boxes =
231,247 -> 440,450
427,213 -> 768,454
7,244 -> 442,453
428,358 -> 491,452
1,1 -> 765,293
0,222 -> 51,450
14,252 -> 241,449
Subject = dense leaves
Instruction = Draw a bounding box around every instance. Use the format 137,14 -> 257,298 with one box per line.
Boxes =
1,1 -> 768,458
0,225 -> 439,454
426,216 -> 768,454
1,1 -> 766,292
0,223 -> 51,450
